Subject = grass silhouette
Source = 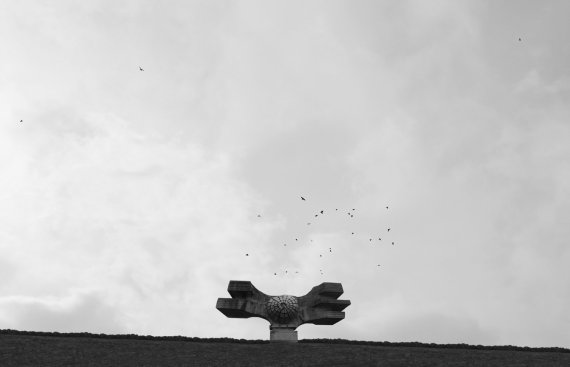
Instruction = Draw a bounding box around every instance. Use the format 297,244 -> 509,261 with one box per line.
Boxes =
1,329 -> 569,366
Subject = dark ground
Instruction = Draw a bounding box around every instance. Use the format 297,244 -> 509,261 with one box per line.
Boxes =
1,332 -> 569,367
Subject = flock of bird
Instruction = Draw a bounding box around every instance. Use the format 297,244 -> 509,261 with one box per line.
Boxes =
250,195 -> 397,277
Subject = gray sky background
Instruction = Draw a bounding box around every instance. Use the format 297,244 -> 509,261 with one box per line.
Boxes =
1,0 -> 569,348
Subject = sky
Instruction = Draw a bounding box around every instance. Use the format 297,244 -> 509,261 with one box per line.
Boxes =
1,0 -> 569,348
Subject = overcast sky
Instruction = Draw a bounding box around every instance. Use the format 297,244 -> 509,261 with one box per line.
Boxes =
1,0 -> 569,348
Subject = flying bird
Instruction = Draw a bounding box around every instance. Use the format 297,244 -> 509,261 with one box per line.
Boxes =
257,214 -> 261,218
245,254 -> 249,256
320,210 -> 324,214
301,196 -> 306,201
387,228 -> 391,232
139,66 -> 144,71
392,242 -> 395,245
19,120 -> 23,123
518,37 -> 522,42
386,206 -> 389,209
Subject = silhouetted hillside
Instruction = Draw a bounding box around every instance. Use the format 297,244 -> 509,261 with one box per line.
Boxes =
1,329 -> 569,366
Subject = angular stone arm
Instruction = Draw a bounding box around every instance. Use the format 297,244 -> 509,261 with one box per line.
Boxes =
297,282 -> 350,326
216,280 -> 272,322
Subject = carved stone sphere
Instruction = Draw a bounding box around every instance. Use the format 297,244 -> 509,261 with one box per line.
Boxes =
266,295 -> 298,324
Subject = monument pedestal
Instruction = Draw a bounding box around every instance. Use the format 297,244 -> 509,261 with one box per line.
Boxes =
270,327 -> 298,342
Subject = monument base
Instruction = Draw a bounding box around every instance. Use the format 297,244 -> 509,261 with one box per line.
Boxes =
269,327 -> 298,343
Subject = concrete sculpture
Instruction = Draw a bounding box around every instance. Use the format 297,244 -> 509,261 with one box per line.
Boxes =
216,280 -> 350,342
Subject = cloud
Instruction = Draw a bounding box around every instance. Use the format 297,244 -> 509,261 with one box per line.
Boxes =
0,292 -> 126,334
0,110 -> 276,335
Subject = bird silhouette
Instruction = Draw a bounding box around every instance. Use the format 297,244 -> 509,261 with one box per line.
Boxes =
301,196 -> 306,201
386,206 -> 389,209
387,228 -> 391,232
139,66 -> 144,71
19,120 -> 23,123
518,38 -> 522,41
257,214 -> 261,218
320,210 -> 324,214
245,254 -> 249,256
392,242 -> 394,245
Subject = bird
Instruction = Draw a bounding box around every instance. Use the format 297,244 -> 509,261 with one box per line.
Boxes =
139,66 -> 144,71
301,196 -> 306,201
378,238 -> 381,241
377,264 -> 381,267
392,242 -> 394,245
320,255 -> 322,257
387,228 -> 391,232
295,238 -> 298,241
283,243 -> 287,246
518,37 -> 522,42
19,120 -> 23,123
351,232 -> 355,235
329,248 -> 332,252
320,210 -> 324,214
257,214 -> 261,218
307,222 -> 311,225
274,273 -> 277,276
386,206 -> 389,209
315,214 -> 318,217
246,254 -> 249,256
369,238 -> 372,241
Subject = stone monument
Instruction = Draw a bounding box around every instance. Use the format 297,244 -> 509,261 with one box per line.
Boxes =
216,280 -> 350,342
